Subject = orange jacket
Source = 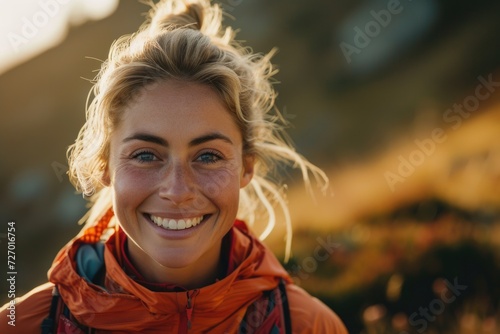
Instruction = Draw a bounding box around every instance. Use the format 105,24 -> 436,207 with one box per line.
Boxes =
1,219 -> 348,333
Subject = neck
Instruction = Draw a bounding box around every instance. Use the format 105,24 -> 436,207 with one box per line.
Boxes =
126,238 -> 225,290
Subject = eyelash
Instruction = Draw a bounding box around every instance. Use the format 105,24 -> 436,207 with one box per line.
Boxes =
131,150 -> 158,163
130,150 -> 224,164
197,150 -> 224,164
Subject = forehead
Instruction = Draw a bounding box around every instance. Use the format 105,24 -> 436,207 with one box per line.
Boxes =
128,80 -> 222,116
113,80 -> 242,142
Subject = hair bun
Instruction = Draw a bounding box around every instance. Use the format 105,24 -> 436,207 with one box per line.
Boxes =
147,0 -> 221,36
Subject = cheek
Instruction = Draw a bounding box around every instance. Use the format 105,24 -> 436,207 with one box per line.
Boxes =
112,165 -> 160,207
196,168 -> 241,207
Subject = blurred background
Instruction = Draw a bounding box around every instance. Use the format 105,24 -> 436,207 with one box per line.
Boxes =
1,0 -> 500,333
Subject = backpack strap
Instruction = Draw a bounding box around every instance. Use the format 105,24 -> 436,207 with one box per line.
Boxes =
239,279 -> 292,334
278,279 -> 292,333
40,286 -> 62,334
41,242 -> 105,334
40,286 -> 94,334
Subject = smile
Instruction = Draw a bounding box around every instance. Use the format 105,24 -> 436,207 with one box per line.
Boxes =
149,214 -> 204,230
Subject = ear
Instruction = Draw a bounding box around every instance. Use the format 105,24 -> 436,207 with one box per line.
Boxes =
101,166 -> 111,187
240,154 -> 255,188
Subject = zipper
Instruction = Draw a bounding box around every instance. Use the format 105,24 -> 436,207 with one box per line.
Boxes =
181,290 -> 199,333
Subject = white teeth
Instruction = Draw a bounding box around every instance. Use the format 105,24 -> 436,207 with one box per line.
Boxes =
150,215 -> 204,230
152,216 -> 160,225
168,219 -> 176,230
178,220 -> 186,229
161,219 -> 169,229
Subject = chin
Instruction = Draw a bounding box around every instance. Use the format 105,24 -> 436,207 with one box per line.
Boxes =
151,248 -> 203,269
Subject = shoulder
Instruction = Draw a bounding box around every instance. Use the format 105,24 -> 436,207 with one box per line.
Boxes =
0,282 -> 54,333
285,283 -> 349,334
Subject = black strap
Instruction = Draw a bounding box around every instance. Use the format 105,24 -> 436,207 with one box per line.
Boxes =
278,279 -> 292,334
40,286 -> 60,334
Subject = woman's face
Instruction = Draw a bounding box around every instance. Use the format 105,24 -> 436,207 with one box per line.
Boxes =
106,80 -> 253,275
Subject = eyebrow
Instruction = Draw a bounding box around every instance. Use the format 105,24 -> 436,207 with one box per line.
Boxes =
189,132 -> 233,146
122,132 -> 234,146
123,133 -> 167,146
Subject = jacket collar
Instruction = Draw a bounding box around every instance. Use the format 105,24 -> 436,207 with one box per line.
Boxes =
48,212 -> 291,331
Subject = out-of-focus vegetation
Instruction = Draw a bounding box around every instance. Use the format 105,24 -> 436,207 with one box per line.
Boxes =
273,107 -> 500,333
285,208 -> 500,333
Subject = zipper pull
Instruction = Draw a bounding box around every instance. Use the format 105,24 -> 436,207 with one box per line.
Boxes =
185,290 -> 198,330
186,306 -> 193,329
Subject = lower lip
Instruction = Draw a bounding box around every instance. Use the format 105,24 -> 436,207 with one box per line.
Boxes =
143,214 -> 210,239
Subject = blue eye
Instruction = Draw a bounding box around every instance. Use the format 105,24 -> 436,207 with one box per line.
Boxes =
132,151 -> 157,163
197,151 -> 222,164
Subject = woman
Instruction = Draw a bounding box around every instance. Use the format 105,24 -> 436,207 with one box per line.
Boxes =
1,0 -> 348,333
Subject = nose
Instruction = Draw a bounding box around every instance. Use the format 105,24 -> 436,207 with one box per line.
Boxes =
158,162 -> 195,205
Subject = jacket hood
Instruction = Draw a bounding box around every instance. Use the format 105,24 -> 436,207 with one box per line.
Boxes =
48,211 -> 291,332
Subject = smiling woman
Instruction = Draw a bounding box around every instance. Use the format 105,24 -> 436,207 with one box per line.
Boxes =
107,81 -> 253,289
0,0 -> 347,333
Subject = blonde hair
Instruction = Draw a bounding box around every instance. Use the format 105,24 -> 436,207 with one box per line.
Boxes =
68,0 -> 328,260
